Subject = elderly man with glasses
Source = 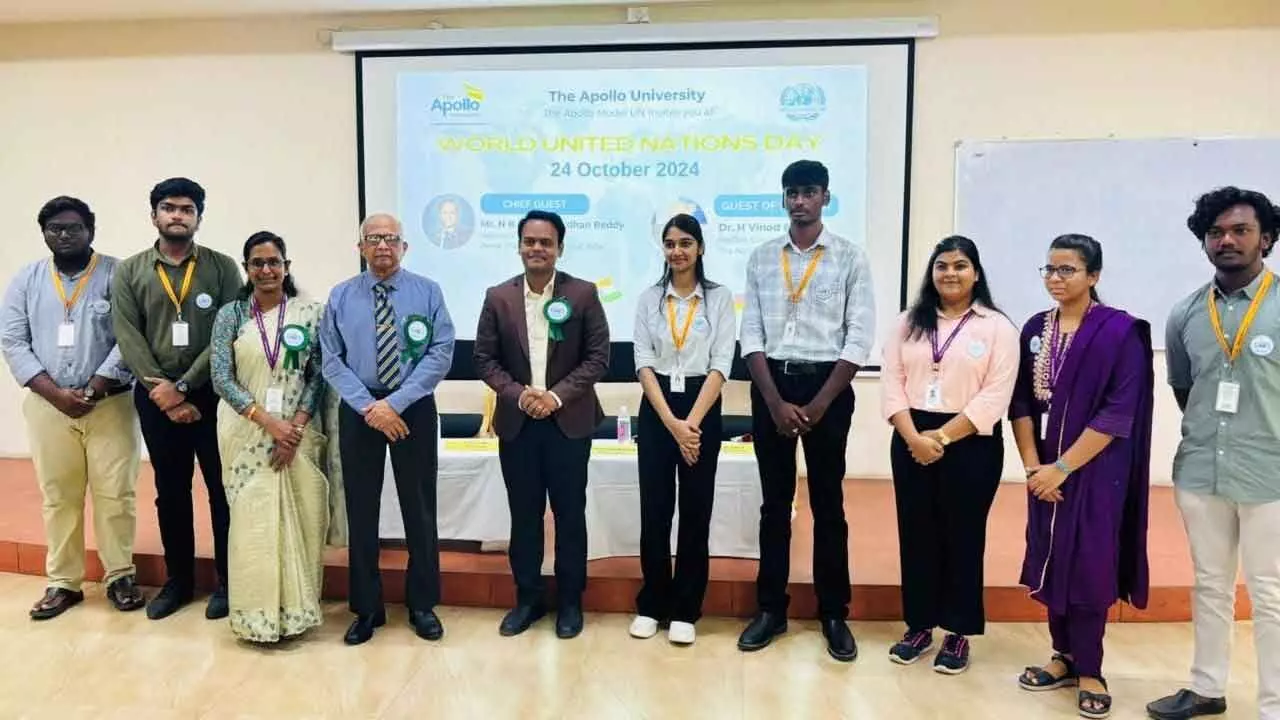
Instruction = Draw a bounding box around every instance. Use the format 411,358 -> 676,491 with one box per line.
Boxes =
320,213 -> 456,646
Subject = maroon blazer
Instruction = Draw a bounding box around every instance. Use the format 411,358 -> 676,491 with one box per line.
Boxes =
473,271 -> 611,441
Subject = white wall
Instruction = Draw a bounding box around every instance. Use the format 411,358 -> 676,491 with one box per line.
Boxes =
1,3 -> 1277,483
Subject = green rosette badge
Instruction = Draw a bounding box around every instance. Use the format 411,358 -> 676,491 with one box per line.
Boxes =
281,324 -> 310,371
543,297 -> 572,341
402,314 -> 434,365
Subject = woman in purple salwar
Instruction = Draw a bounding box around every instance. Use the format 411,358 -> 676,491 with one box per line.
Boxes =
1010,235 -> 1154,720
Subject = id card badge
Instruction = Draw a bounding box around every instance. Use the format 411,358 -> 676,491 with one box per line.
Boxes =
1040,412 -> 1049,440
923,379 -> 942,410
782,319 -> 798,345
57,322 -> 75,348
670,370 -> 686,394
171,321 -> 190,347
1216,381 -> 1241,414
264,386 -> 285,415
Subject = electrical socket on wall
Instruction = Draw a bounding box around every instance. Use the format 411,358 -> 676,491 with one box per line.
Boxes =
626,6 -> 651,24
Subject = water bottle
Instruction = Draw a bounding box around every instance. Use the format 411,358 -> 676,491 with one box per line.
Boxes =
616,405 -> 631,444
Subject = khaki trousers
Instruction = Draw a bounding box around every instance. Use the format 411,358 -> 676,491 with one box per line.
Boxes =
23,391 -> 141,591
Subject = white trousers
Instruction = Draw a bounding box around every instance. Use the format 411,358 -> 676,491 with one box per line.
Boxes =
1176,488 -> 1280,720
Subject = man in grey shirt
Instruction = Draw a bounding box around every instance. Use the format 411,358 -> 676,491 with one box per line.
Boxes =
0,196 -> 144,620
1148,187 -> 1280,720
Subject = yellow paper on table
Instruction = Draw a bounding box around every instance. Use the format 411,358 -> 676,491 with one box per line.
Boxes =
591,443 -> 638,457
720,442 -> 754,456
443,438 -> 499,453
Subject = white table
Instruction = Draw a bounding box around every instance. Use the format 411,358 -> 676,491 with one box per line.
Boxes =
378,439 -> 762,560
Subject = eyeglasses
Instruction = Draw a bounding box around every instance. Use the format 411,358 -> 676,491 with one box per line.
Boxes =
247,257 -> 287,270
44,223 -> 87,237
1039,265 -> 1082,279
362,234 -> 402,248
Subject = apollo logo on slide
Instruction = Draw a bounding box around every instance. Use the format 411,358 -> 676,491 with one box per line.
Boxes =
430,83 -> 486,121
779,83 -> 827,122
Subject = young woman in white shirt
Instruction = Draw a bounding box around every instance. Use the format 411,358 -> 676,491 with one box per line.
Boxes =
630,213 -> 737,645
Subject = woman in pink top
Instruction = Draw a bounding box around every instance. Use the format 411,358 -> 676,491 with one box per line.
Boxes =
880,235 -> 1020,674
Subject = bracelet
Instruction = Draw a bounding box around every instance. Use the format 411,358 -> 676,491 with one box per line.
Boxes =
246,406 -> 257,421
1053,458 -> 1072,474
936,429 -> 952,446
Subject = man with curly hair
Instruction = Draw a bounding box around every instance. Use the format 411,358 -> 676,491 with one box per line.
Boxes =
1150,186 -> 1280,720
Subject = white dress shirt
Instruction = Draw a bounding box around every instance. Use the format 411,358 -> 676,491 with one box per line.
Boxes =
739,227 -> 876,365
523,274 -> 561,406
633,281 -> 736,378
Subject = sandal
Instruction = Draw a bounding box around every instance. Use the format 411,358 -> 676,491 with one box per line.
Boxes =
29,587 -> 84,620
106,576 -> 146,612
1018,652 -> 1078,691
1077,677 -> 1111,719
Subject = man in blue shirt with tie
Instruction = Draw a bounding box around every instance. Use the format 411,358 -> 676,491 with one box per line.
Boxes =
320,212 -> 456,646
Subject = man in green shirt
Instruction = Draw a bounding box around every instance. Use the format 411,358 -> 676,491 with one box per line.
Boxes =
112,177 -> 243,621
1148,187 -> 1280,720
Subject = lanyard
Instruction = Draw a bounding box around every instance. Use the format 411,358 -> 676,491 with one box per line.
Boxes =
666,295 -> 700,352
781,246 -> 825,304
253,297 -> 287,370
930,310 -> 973,370
49,253 -> 100,320
1208,271 -> 1274,364
156,258 -> 198,321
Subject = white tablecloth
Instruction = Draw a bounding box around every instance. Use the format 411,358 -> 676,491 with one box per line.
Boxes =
378,439 -> 762,559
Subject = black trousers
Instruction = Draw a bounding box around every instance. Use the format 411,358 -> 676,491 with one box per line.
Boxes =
340,396 -> 440,616
750,363 -> 855,620
889,409 -> 1003,636
134,382 -> 229,588
636,374 -> 723,623
498,419 -> 591,608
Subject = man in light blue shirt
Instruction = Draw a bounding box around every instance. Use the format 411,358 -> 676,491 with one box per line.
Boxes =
0,196 -> 144,620
320,212 -> 455,646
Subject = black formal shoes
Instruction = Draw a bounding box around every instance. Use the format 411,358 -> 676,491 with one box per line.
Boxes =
499,604 -> 547,637
737,611 -> 788,651
410,609 -> 444,641
146,580 -> 194,620
821,618 -> 858,662
205,582 -> 229,620
1146,689 -> 1227,720
343,610 -> 387,646
555,605 -> 584,639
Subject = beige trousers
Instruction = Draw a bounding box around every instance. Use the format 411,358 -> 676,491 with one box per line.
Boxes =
1176,488 -> 1280,720
23,391 -> 141,591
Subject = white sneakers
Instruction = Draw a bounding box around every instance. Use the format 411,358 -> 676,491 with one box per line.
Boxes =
629,615 -> 659,639
629,616 -> 696,645
667,621 -> 696,645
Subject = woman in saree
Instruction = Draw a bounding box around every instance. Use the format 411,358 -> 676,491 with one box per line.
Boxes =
211,231 -> 328,643
1011,234 -> 1154,719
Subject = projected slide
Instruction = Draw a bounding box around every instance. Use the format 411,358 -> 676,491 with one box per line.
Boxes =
394,65 -> 869,341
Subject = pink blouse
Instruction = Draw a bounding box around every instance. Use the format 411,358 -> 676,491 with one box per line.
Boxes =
880,304 -> 1020,435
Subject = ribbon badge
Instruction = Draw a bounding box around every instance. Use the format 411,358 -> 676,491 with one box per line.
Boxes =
543,297 -> 572,341
280,324 -> 310,371
403,315 -> 433,364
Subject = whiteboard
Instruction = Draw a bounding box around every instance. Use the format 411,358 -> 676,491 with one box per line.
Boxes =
955,137 -> 1280,348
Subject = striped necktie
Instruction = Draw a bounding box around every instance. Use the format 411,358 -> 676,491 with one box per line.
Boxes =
373,282 -> 402,389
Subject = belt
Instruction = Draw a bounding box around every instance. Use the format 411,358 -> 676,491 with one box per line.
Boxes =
768,359 -> 836,376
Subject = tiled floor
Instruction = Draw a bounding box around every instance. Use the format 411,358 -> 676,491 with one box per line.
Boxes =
0,458 -> 1246,621
0,572 -> 1262,719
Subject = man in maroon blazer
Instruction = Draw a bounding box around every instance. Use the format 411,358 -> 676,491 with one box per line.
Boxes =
474,210 -> 611,639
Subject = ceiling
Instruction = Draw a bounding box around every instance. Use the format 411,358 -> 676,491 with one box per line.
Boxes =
0,0 -> 693,24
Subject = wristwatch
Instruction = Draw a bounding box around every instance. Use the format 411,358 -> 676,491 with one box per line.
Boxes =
82,386 -> 96,402
175,379 -> 190,395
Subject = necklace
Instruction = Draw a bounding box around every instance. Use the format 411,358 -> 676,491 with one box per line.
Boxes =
1032,302 -> 1093,403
